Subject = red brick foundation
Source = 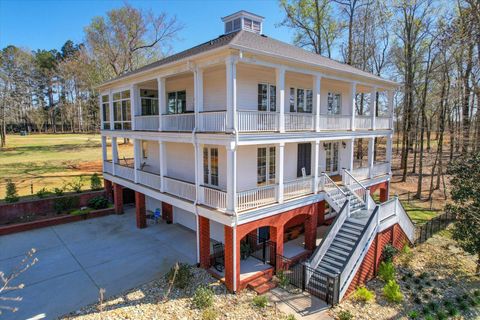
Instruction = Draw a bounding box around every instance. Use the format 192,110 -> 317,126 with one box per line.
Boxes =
369,181 -> 389,202
162,202 -> 173,223
317,200 -> 326,226
104,179 -> 113,202
224,225 -> 237,292
135,192 -> 146,229
113,183 -> 123,214
198,216 -> 211,268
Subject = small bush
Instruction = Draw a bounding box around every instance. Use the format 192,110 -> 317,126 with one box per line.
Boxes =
458,301 -> 469,311
443,300 -> 453,308
193,286 -> 214,309
474,290 -> 480,297
401,244 -> 410,254
419,272 -> 428,280
427,301 -> 438,312
353,286 -> 375,302
53,187 -> 64,196
382,244 -> 398,263
36,187 -> 51,199
88,196 -> 109,209
90,173 -> 102,190
447,306 -> 459,317
383,280 -> 403,303
407,310 -> 419,319
5,179 -> 19,203
431,288 -> 437,295
423,315 -> 434,320
68,177 -> 84,193
337,310 -> 353,320
277,270 -> 289,289
252,295 -> 268,308
166,263 -> 192,289
422,293 -> 430,300
54,196 -> 79,214
378,261 -> 395,282
202,308 -> 218,320
436,310 -> 447,320
285,315 -> 296,320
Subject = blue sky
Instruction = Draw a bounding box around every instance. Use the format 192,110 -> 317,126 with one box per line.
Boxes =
0,0 -> 295,53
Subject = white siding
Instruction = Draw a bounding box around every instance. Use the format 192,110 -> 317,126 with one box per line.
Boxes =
146,196 -> 161,213
236,145 -> 258,191
237,64 -> 275,111
173,206 -> 197,231
165,142 -> 195,183
284,143 -> 298,181
142,140 -> 160,173
203,67 -> 226,111
210,220 -> 225,243
166,75 -> 194,112
320,80 -> 352,116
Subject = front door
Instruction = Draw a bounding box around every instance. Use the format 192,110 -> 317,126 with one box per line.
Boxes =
203,147 -> 219,187
297,143 -> 312,177
325,142 -> 339,175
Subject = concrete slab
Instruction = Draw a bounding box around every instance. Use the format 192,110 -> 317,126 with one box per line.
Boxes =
0,227 -> 62,260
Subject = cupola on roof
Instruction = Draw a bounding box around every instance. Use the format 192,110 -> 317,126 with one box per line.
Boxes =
221,10 -> 264,34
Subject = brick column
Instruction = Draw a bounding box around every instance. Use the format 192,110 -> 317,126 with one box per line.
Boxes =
270,226 -> 284,271
304,212 -> 318,251
161,202 -> 173,224
224,225 -> 238,292
135,192 -> 146,229
380,183 -> 389,202
104,179 -> 113,202
317,200 -> 326,226
198,216 -> 211,268
113,183 -> 123,214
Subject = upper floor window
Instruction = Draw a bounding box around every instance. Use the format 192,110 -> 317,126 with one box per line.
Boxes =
167,90 -> 186,114
112,90 -> 131,130
257,146 -> 276,185
101,95 -> 110,130
290,87 -> 313,113
203,147 -> 219,187
140,89 -> 158,116
327,92 -> 342,115
258,84 -> 276,111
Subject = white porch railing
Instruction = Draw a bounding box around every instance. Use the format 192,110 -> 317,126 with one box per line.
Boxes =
161,113 -> 195,131
283,177 -> 314,200
319,173 -> 348,212
200,186 -> 227,210
137,170 -> 161,190
376,116 -> 391,129
318,115 -> 352,130
372,162 -> 390,177
355,116 -> 372,130
285,113 -> 315,131
163,176 -> 196,201
351,167 -> 370,181
237,110 -> 279,132
103,161 -> 113,174
198,111 -> 227,132
344,169 -> 368,205
236,184 -> 278,212
114,164 -> 134,181
134,115 -> 159,131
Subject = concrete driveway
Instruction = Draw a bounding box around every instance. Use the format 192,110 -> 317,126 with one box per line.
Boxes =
0,207 -> 197,320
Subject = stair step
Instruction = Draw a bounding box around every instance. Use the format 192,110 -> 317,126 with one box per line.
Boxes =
336,235 -> 356,245
323,257 -> 344,267
342,226 -> 362,235
253,282 -> 276,294
344,221 -> 365,230
317,266 -> 340,277
247,276 -> 270,289
338,231 -> 358,240
332,241 -> 354,251
329,246 -> 350,256
321,262 -> 341,274
325,252 -> 347,261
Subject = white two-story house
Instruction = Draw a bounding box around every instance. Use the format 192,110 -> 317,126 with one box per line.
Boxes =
98,11 -> 415,303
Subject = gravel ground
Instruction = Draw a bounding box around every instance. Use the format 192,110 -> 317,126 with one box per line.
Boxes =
60,266 -> 290,320
330,229 -> 480,320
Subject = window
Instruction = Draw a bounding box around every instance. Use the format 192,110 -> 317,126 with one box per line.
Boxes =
225,21 -> 233,33
244,18 -> 252,30
325,142 -> 339,174
257,146 -> 276,185
257,84 -> 276,111
290,88 -> 313,113
289,88 -> 295,112
327,92 -> 342,115
112,90 -> 131,130
258,226 -> 269,242
297,143 -> 312,177
167,90 -> 186,114
140,89 -> 158,116
141,141 -> 148,159
233,18 -> 241,30
203,147 -> 219,187
101,95 -> 110,130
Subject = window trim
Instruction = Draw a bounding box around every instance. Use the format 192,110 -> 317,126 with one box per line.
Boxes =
257,83 -> 276,112
167,90 -> 187,115
327,92 -> 342,115
203,146 -> 219,187
289,87 -> 313,113
257,145 -> 276,186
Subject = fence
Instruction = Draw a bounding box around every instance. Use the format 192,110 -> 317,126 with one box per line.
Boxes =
415,211 -> 456,244
242,233 -> 276,266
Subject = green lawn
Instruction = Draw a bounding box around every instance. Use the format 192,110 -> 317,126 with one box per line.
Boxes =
401,201 -> 440,225
0,134 -> 104,199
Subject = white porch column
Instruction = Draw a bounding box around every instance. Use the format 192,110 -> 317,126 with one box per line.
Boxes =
386,133 -> 393,174
194,67 -> 204,130
313,140 -> 320,193
157,77 -> 166,131
350,82 -> 357,131
226,57 -> 237,132
108,90 -> 114,130
101,136 -> 107,172
276,67 -> 286,133
194,143 -> 203,203
314,75 -> 322,132
371,87 -> 377,131
111,137 -> 118,175
133,139 -> 141,183
278,142 -> 285,203
368,137 -> 375,178
344,138 -> 354,179
388,89 -> 394,130
159,140 -> 166,192
130,84 -> 139,130
226,142 -> 237,213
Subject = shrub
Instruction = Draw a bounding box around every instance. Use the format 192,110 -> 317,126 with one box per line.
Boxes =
36,187 -> 51,199
193,286 -> 214,309
88,196 -> 109,210
378,261 -> 395,282
436,310 -> 447,320
474,290 -> 480,297
90,173 -> 102,190
447,306 -> 459,317
252,295 -> 268,308
202,308 -> 218,320
240,242 -> 251,260
382,244 -> 398,263
401,244 -> 411,254
383,280 -> 403,303
443,300 -> 453,308
353,286 -> 375,302
277,270 -> 289,289
431,288 -> 437,295
419,272 -> 428,280
427,301 -> 438,312
68,177 -> 84,193
337,310 -> 353,320
5,179 -> 19,203
458,301 -> 468,311
54,196 -> 80,214
53,187 -> 64,196
423,315 -> 434,320
407,310 -> 419,319
166,263 -> 192,289
285,315 -> 296,320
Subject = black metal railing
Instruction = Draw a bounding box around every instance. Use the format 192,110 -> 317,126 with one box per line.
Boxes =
242,233 -> 276,266
415,211 -> 456,244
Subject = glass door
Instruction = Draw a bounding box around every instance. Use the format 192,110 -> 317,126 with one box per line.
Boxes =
203,147 -> 219,187
325,142 -> 339,175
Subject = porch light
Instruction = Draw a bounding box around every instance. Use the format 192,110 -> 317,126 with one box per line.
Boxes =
342,141 -> 346,149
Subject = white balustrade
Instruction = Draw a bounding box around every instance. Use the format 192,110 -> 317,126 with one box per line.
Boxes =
236,184 -> 278,211
103,161 -> 113,174
283,177 -> 314,200
344,169 -> 368,204
351,167 -> 370,181
285,113 -> 315,131
376,116 -> 391,129
137,170 -> 161,190
237,110 -> 279,132
320,173 -> 348,212
161,113 -> 195,131
371,162 -> 390,177
198,111 -> 227,132
114,164 -> 134,181
164,176 -> 196,201
318,115 -> 352,130
355,116 -> 373,130
200,186 -> 227,210
134,115 -> 159,131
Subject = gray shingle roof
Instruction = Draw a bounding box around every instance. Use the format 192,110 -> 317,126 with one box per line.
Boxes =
102,30 -> 395,86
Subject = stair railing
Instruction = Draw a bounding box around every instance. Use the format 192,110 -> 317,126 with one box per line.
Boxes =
343,169 -> 370,209
320,172 -> 348,212
307,201 -> 349,274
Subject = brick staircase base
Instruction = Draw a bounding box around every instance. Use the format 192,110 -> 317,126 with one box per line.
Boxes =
247,274 -> 277,294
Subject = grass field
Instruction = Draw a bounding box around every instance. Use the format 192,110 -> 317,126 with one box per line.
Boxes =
0,134 -> 105,199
